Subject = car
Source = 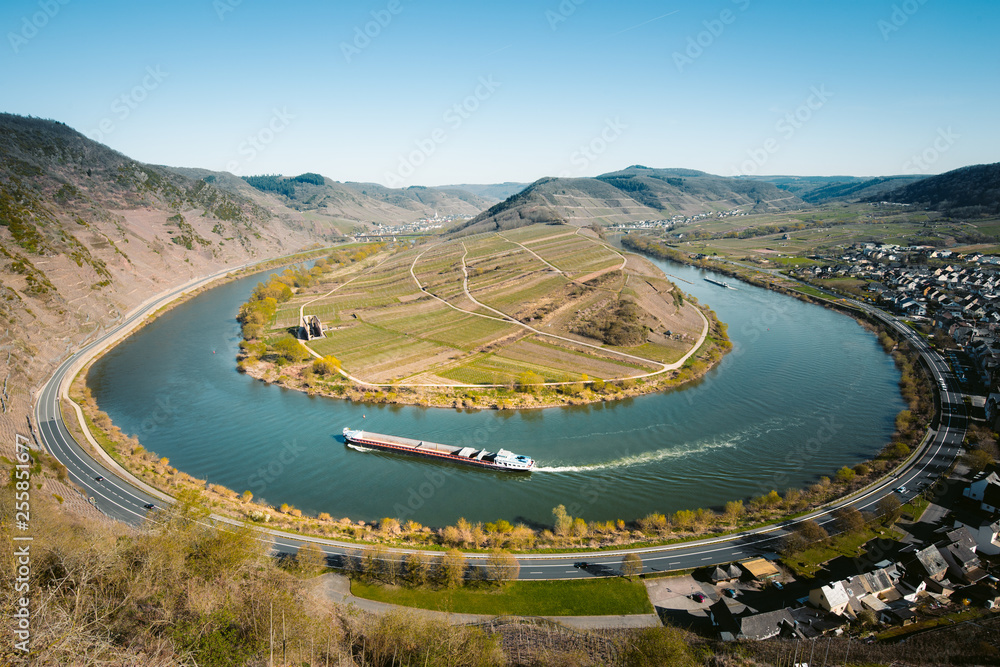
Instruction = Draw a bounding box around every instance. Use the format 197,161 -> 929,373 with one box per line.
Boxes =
94,475 -> 103,482
894,486 -> 907,494
772,581 -> 784,590
574,561 -> 589,569
723,588 -> 738,598
143,503 -> 156,510
691,593 -> 706,603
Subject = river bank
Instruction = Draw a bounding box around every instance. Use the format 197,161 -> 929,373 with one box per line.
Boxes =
237,303 -> 730,410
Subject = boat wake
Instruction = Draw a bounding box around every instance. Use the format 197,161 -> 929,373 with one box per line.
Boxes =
534,417 -> 797,473
347,444 -> 376,453
533,439 -> 739,473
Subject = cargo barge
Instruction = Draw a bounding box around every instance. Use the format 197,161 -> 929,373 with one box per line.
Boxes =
704,277 -> 737,290
342,428 -> 535,471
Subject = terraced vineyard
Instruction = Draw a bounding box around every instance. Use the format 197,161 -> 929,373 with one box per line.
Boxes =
269,225 -> 708,386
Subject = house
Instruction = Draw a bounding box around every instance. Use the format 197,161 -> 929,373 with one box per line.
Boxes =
939,541 -> 987,584
788,607 -> 845,639
809,582 -> 851,616
963,465 -> 1000,513
879,605 -> 917,626
907,545 -> 949,581
709,599 -> 797,641
954,516 -> 1000,555
741,558 -> 781,582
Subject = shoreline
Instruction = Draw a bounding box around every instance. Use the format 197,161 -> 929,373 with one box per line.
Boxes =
238,304 -> 730,410
66,241 -> 939,551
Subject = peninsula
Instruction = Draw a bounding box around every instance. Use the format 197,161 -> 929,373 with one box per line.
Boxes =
237,224 -> 729,408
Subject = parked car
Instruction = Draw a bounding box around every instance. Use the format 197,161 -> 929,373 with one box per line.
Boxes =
723,588 -> 738,598
691,593 -> 706,603
772,581 -> 784,590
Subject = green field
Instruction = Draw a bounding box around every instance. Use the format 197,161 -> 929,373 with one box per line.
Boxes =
263,225 -> 705,384
350,578 -> 654,616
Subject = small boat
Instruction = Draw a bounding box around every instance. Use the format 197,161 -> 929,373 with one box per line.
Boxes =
342,428 -> 534,471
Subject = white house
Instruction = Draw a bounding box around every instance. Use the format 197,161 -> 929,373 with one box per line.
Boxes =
809,582 -> 851,616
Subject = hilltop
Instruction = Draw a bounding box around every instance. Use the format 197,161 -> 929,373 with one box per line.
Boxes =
864,162 -> 1000,217
188,170 -> 495,231
450,166 -> 803,235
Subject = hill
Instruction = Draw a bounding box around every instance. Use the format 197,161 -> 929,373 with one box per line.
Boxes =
433,182 -> 529,202
450,166 -> 804,235
201,171 -> 494,230
863,163 -> 1000,217
0,112 -> 336,470
743,174 -> 927,204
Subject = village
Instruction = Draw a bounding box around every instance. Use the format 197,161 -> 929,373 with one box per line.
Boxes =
646,457 -> 1000,643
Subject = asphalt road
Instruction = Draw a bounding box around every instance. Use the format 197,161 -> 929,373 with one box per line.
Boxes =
34,271 -> 966,580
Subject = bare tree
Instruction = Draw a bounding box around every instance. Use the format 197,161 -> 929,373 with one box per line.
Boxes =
621,552 -> 643,579
485,549 -> 520,586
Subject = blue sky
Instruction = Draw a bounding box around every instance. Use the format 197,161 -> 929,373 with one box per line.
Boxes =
2,0 -> 997,186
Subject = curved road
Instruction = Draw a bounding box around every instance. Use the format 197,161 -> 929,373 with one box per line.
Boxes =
34,264 -> 966,579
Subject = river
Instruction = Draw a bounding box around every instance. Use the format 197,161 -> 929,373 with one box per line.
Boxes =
87,252 -> 905,527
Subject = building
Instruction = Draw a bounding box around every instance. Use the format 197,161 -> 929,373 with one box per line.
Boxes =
709,599 -> 797,641
809,582 -> 851,616
741,558 -> 781,582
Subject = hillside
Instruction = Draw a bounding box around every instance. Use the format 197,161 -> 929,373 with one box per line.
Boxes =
433,182 -> 529,202
744,174 -> 926,204
201,171 -> 494,230
0,113 -> 334,478
451,166 -> 804,235
864,162 -> 1000,217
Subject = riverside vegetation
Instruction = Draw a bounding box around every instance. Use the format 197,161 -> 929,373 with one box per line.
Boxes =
234,225 -> 728,409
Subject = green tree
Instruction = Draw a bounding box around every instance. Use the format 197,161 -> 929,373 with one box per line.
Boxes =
835,466 -> 857,484
271,336 -> 311,363
312,355 -> 341,375
552,504 -> 573,536
517,371 -> 544,393
723,499 -> 745,524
